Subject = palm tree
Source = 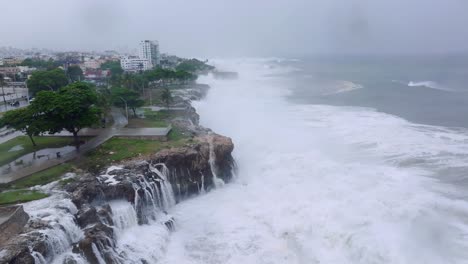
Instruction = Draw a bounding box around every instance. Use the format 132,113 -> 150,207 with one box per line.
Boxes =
160,87 -> 173,109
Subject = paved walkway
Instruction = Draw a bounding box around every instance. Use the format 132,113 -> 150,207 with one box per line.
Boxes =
144,106 -> 188,111
0,109 -> 171,184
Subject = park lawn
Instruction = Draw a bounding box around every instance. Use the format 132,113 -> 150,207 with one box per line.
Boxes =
0,189 -> 48,205
78,129 -> 192,172
8,163 -> 73,189
143,108 -> 178,121
126,118 -> 168,128
0,136 -> 73,166
126,108 -> 179,128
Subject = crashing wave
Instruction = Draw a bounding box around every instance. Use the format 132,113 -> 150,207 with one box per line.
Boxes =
408,81 -> 454,92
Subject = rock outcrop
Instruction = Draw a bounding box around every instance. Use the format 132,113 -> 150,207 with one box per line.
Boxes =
0,205 -> 29,247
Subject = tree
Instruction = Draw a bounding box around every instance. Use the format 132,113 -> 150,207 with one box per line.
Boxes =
67,65 -> 84,82
27,68 -> 68,95
160,87 -> 173,109
0,108 -> 45,146
21,58 -> 60,70
111,87 -> 144,117
101,61 -> 123,76
176,58 -> 215,73
31,82 -> 101,149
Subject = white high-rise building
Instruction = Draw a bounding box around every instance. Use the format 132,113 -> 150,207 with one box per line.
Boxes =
139,40 -> 160,67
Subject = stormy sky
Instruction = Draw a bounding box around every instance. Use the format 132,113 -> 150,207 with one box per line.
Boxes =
1,0 -> 468,57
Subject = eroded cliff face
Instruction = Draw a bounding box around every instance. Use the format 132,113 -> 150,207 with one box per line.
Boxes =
0,138 -> 234,264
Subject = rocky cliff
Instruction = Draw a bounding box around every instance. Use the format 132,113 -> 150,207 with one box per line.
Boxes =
0,84 -> 236,264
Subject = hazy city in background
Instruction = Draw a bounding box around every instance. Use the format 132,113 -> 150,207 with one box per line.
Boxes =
2,0 -> 468,56
1,1 -> 468,264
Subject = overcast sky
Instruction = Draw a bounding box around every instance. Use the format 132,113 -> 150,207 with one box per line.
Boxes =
1,0 -> 468,57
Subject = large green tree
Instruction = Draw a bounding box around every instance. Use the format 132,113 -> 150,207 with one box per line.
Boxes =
111,87 -> 144,117
67,65 -> 84,82
0,108 -> 45,146
27,68 -> 68,95
31,82 -> 101,149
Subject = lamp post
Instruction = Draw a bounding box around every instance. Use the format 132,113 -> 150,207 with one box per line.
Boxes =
119,96 -> 129,121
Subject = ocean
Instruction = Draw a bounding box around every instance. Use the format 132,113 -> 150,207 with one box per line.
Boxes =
151,57 -> 468,264
37,57 -> 468,263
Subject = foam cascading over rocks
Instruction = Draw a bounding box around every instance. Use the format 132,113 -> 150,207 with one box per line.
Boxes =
0,134 -> 235,264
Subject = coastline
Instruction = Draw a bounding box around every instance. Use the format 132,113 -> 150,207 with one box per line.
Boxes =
0,83 -> 237,264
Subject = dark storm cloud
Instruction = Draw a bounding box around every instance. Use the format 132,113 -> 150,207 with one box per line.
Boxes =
1,0 -> 468,56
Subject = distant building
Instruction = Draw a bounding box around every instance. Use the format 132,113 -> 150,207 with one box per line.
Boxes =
0,67 -> 20,75
83,59 -> 101,69
139,40 -> 160,67
2,57 -> 23,65
0,58 -> 3,66
17,66 -> 36,73
120,56 -> 152,72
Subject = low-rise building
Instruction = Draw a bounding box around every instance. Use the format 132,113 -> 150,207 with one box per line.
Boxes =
2,57 -> 23,65
0,67 -> 20,75
120,56 -> 152,72
83,59 -> 101,69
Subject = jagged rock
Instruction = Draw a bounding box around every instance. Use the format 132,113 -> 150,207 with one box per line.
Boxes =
0,246 -> 35,264
76,205 -> 100,228
0,232 -> 47,264
97,204 -> 114,226
78,223 -> 115,264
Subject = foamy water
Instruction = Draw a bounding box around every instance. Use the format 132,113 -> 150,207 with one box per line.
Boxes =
20,58 -> 468,263
156,59 -> 468,264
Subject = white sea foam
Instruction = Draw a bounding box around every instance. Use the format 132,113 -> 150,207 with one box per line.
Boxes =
99,165 -> 123,185
154,58 -> 468,264
408,80 -> 455,92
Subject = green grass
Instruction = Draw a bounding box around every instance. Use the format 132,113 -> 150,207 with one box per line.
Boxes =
167,127 -> 187,141
126,118 -> 168,128
143,108 -> 178,120
78,135 -> 193,172
0,136 -> 74,166
0,190 -> 49,205
8,163 -> 73,189
0,161 -> 73,205
126,108 -> 178,128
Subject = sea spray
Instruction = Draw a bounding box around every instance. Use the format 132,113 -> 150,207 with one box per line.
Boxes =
24,195 -> 83,263
160,58 -> 468,264
208,134 -> 225,188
